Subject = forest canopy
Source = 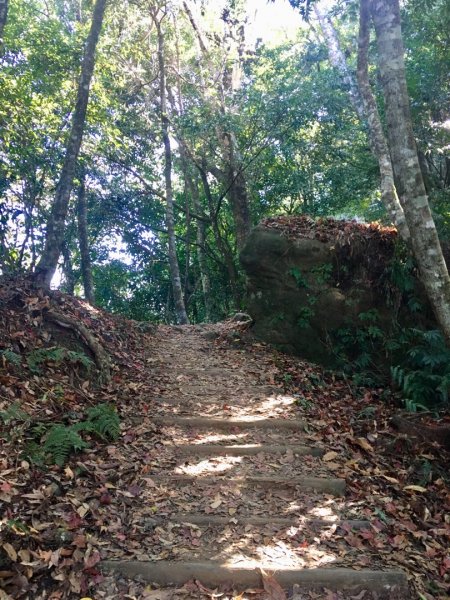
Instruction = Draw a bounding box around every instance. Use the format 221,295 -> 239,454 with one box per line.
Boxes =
0,0 -> 449,323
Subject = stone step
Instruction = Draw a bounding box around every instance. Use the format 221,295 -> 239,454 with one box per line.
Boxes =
176,443 -> 324,457
153,415 -> 307,430
145,474 -> 345,495
150,513 -> 367,528
101,561 -> 408,594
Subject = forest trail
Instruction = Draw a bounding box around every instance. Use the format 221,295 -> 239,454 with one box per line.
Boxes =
102,325 -> 408,598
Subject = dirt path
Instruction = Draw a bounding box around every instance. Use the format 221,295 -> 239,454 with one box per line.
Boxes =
100,325 -> 408,598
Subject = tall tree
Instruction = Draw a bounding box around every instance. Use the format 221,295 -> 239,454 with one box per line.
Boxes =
183,1 -> 251,251
0,0 -> 8,48
151,3 -> 189,324
76,167 -> 95,304
34,0 -> 107,286
368,0 -> 450,340
314,2 -> 409,240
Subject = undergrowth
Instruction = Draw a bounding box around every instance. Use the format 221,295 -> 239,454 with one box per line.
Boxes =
0,402 -> 120,466
333,317 -> 450,411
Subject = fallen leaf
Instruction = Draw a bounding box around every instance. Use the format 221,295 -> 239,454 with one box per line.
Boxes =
404,485 -> 427,493
354,437 -> 374,453
323,451 -> 339,461
2,543 -> 17,562
260,569 -> 286,600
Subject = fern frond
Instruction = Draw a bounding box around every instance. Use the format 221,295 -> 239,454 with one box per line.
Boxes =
43,425 -> 89,466
1,349 -> 21,367
85,404 -> 120,441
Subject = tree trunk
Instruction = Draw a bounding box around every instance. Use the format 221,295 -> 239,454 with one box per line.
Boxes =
314,4 -> 365,121
185,172 -> 212,321
183,0 -> 251,251
315,1 -> 409,240
370,0 -> 450,341
0,0 -> 8,48
221,131 -> 251,251
154,12 -> 188,325
61,242 -> 75,295
356,0 -> 409,240
76,170 -> 95,304
34,0 -> 107,287
198,164 -> 241,307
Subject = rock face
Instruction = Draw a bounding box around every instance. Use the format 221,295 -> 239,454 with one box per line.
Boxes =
240,217 -> 415,366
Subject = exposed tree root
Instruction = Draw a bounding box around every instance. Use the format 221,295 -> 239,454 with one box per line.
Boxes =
44,309 -> 111,383
391,414 -> 450,450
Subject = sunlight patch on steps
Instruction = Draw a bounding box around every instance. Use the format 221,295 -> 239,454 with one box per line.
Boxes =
219,533 -> 338,569
258,394 -> 298,415
176,455 -> 243,476
190,432 -> 248,445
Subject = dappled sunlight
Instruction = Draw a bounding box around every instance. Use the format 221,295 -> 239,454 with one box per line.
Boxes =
217,520 -> 340,569
176,456 -> 243,476
190,432 -> 249,445
258,394 -> 298,416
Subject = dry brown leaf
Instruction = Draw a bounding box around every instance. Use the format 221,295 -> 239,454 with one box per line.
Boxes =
260,569 -> 286,600
354,437 -> 374,453
404,485 -> 427,493
322,451 -> 339,461
2,543 -> 17,562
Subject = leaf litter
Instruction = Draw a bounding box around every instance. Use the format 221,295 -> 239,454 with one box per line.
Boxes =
0,278 -> 448,599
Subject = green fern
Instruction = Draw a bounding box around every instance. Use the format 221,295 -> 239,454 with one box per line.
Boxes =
85,403 -> 120,440
0,402 -> 29,425
1,349 -> 21,366
42,424 -> 89,466
27,346 -> 93,374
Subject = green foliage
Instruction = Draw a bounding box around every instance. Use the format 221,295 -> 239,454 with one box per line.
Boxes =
288,267 -> 309,288
84,403 -> 120,441
0,349 -> 22,367
37,403 -> 120,465
0,402 -> 30,427
297,306 -> 315,328
310,263 -> 333,286
332,309 -> 388,387
41,424 -> 89,467
1,399 -> 120,466
26,346 -> 93,374
391,329 -> 450,411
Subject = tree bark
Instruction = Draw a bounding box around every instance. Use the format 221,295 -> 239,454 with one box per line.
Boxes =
0,0 -> 8,48
221,131 -> 251,251
153,10 -> 189,324
76,170 -> 95,304
183,0 -> 251,251
370,0 -> 450,342
356,0 -> 409,240
61,242 -> 75,295
313,4 -> 366,121
315,1 -> 409,240
185,172 -> 212,321
34,0 -> 107,287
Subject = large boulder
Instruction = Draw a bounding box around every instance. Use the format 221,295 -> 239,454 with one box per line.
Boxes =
240,216 -> 423,366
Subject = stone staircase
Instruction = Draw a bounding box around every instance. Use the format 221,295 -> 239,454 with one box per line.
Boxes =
101,328 -> 409,597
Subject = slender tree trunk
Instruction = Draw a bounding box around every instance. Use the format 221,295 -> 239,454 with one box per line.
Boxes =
314,4 -> 365,121
370,0 -> 450,341
34,0 -> 107,287
356,0 -> 409,240
315,1 -> 409,240
185,172 -> 212,321
221,131 -> 251,251
76,170 -> 95,304
198,164 -> 240,307
154,12 -> 188,324
0,0 -> 8,48
184,0 -> 251,251
61,242 -> 75,295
